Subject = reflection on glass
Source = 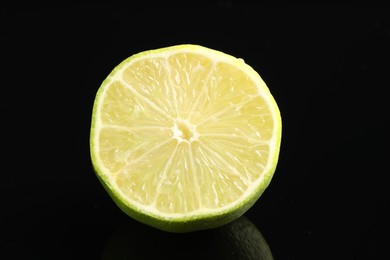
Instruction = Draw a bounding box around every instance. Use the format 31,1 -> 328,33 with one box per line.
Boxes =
102,215 -> 273,260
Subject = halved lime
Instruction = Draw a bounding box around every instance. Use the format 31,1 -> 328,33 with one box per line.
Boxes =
90,44 -> 282,232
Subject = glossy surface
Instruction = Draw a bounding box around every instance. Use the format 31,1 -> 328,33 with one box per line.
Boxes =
2,4 -> 387,259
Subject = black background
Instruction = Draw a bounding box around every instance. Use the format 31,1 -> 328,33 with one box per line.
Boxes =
1,4 -> 389,259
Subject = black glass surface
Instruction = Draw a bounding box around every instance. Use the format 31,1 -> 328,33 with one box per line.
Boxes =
1,4 -> 387,259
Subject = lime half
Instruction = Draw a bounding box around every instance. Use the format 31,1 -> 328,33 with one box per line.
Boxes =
90,44 -> 282,232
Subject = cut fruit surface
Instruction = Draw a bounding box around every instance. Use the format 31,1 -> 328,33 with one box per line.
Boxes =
90,44 -> 282,232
